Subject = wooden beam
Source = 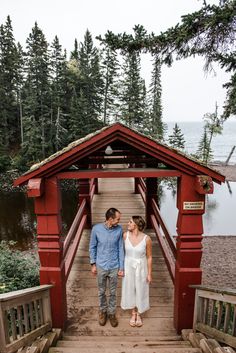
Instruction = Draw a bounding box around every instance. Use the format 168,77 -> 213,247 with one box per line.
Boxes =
27,178 -> 44,198
57,168 -> 182,179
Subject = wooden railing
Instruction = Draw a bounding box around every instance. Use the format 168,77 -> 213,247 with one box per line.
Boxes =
192,285 -> 236,349
0,285 -> 52,353
137,177 -> 146,204
151,198 -> 176,282
63,198 -> 87,280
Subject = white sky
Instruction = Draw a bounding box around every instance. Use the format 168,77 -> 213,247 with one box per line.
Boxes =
0,0 -> 230,122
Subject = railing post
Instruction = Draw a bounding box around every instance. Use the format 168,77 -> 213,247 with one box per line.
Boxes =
174,174 -> 205,333
35,176 -> 67,329
0,302 -> 8,353
78,178 -> 91,228
146,177 -> 157,228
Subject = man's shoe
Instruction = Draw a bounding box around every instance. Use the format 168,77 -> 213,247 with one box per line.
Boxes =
98,311 -> 107,326
109,314 -> 118,327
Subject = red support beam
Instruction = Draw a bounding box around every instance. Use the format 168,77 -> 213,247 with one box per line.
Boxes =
27,178 -> 44,197
57,169 -> 181,179
34,176 -> 67,329
174,174 -> 205,333
146,178 -> 158,228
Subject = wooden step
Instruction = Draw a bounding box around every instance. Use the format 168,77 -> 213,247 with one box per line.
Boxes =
49,347 -> 201,353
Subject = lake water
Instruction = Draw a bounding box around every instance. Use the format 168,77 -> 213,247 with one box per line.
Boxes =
166,120 -> 236,164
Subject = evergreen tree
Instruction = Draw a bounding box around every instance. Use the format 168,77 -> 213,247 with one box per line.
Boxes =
0,16 -> 20,154
168,123 -> 185,150
196,126 -> 213,163
99,1 -> 236,119
50,35 -> 68,151
147,55 -> 165,140
70,30 -> 103,139
22,22 -> 51,165
101,45 -> 120,124
120,50 -> 145,128
70,38 -> 79,61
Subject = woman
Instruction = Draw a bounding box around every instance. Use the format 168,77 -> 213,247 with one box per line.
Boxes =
121,216 -> 152,327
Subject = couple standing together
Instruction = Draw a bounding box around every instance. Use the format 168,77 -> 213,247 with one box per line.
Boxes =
89,207 -> 152,328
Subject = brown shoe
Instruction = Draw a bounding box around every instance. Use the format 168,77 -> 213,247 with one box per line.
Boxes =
109,314 -> 118,327
99,311 -> 107,326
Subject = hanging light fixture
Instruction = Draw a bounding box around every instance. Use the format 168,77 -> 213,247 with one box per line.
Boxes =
105,145 -> 113,155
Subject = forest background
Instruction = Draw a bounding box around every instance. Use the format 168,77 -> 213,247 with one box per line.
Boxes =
0,0 -> 235,172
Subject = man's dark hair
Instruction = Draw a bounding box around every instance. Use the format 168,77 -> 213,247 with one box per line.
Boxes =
105,208 -> 120,220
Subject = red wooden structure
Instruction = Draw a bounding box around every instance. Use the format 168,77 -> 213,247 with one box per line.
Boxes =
14,123 -> 225,332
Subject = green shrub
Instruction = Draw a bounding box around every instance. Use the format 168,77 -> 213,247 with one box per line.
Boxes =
0,241 -> 40,294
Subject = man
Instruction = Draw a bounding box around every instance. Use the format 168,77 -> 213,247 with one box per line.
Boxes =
89,207 -> 124,327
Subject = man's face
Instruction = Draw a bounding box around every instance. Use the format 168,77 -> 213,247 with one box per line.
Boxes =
109,211 -> 121,227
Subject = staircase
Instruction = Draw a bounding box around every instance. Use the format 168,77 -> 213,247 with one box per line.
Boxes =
50,176 -> 201,353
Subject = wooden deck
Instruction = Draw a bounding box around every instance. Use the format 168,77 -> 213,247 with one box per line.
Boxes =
54,177 -> 201,352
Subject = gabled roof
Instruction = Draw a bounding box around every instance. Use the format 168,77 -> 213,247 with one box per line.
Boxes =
14,122 -> 225,186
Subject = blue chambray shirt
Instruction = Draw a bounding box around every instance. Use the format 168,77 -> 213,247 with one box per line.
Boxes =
89,223 -> 124,270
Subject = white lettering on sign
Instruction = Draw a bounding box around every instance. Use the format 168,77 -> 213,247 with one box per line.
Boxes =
183,201 -> 204,210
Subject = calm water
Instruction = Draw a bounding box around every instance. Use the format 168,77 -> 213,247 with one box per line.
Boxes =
166,121 -> 236,164
160,182 -> 236,236
0,182 -> 235,249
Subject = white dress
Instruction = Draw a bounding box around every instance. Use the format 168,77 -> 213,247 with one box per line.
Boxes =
121,231 -> 150,314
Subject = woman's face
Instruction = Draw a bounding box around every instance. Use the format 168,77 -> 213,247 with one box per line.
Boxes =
127,218 -> 137,231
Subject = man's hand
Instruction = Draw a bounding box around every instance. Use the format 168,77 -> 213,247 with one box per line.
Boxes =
91,264 -> 97,276
118,270 -> 124,277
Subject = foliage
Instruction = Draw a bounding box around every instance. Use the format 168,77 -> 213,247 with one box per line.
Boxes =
120,49 -> 146,128
146,55 -> 165,140
0,241 -> 39,294
98,1 -> 236,119
168,123 -> 185,150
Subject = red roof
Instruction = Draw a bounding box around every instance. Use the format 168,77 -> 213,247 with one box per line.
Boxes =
14,123 -> 225,186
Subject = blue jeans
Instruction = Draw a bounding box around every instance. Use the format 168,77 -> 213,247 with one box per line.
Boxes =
97,267 -> 119,315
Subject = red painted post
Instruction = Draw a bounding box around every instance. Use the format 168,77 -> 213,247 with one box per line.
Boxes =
34,176 -> 67,329
146,177 -> 158,228
78,178 -> 91,228
174,174 -> 205,333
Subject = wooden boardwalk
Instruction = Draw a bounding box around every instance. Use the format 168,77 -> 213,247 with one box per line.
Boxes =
52,177 -> 201,352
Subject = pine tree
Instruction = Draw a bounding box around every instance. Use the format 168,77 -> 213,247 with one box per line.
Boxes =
70,39 -> 79,61
101,45 -> 120,124
0,16 -> 20,153
71,30 -> 103,138
120,51 -> 145,128
196,126 -> 213,163
147,55 -> 165,140
168,123 -> 185,150
22,22 -> 51,164
50,35 -> 68,151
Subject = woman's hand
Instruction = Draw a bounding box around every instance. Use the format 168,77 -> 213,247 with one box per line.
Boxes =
146,274 -> 152,284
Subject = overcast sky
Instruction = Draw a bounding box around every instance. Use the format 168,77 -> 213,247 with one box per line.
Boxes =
1,0 -> 229,122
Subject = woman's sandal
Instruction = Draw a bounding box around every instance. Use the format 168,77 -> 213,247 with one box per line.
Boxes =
129,311 -> 136,327
136,313 -> 143,327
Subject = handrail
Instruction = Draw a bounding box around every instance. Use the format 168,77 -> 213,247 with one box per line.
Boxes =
191,285 -> 236,349
151,215 -> 175,282
151,198 -> 176,258
0,285 -> 52,353
139,177 -> 146,192
65,214 -> 87,280
138,184 -> 146,204
63,198 -> 86,257
90,183 -> 96,203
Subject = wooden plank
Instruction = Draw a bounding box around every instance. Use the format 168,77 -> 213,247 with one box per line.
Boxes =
223,303 -> 231,333
23,303 -> 30,333
4,323 -> 51,353
195,323 -> 236,349
17,305 -> 24,337
199,338 -> 220,353
10,308 -> 17,341
216,301 -> 223,330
